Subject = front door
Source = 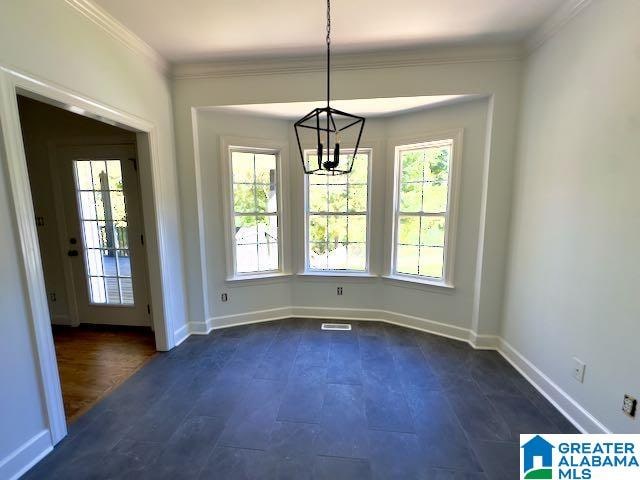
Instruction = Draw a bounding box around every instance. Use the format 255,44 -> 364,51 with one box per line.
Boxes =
58,144 -> 150,326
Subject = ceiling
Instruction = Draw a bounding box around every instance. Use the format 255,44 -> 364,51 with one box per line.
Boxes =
92,0 -> 566,63
211,95 -> 477,119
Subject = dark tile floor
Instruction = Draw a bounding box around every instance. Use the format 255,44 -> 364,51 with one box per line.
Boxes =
24,319 -> 578,480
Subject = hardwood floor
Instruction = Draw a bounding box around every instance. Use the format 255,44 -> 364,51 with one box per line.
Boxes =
52,324 -> 156,422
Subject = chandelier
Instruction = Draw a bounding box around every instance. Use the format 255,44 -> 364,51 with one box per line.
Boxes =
294,0 -> 365,175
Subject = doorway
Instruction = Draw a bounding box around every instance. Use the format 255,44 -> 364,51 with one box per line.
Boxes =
56,144 -> 150,326
17,95 -> 157,421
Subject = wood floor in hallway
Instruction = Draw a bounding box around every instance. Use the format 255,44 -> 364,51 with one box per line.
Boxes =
52,324 -> 156,422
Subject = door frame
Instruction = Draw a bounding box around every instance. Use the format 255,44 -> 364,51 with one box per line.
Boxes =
0,66 -> 177,444
48,138 -> 147,328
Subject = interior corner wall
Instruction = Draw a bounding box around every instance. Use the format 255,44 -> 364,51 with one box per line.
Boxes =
379,99 -> 489,326
502,0 -> 640,433
0,0 -> 186,475
17,96 -> 137,326
194,111 -> 294,324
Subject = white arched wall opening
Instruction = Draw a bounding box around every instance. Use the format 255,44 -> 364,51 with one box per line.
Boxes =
187,96 -> 498,348
173,48 -> 523,352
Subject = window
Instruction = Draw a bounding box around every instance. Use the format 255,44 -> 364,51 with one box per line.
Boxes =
305,150 -> 370,272
392,137 -> 458,284
228,148 -> 281,276
73,159 -> 133,304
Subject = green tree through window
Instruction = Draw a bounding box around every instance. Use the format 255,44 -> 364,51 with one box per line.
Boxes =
231,150 -> 279,273
395,141 -> 452,279
306,151 -> 369,271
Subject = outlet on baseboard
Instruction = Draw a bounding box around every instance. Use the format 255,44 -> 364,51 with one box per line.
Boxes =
337,286 -> 343,296
572,357 -> 586,383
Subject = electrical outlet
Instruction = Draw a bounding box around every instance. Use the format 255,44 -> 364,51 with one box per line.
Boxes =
221,293 -> 228,302
48,292 -> 56,302
337,287 -> 343,296
572,357 -> 586,383
623,394 -> 637,418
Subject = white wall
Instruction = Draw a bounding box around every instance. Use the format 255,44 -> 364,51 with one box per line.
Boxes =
503,0 -> 640,433
195,111 -> 294,318
380,100 -> 488,326
18,95 -> 137,325
0,0 -> 186,476
0,145 -> 48,477
175,52 -> 522,338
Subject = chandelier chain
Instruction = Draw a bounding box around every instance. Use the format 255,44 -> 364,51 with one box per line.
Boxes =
326,0 -> 331,47
294,0 -> 365,175
326,0 -> 331,106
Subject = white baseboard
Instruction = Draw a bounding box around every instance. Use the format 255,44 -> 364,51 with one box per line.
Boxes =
468,331 -> 501,350
498,338 -> 610,434
173,323 -> 190,346
189,306 -> 474,345
180,306 -> 609,434
0,430 -> 52,480
291,306 -> 473,344
211,306 -> 293,331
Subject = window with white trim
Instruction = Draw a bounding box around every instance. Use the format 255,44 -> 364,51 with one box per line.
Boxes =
305,150 -> 370,272
392,138 -> 455,283
229,148 -> 281,275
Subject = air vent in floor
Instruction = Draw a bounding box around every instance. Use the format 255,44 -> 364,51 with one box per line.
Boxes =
321,323 -> 352,331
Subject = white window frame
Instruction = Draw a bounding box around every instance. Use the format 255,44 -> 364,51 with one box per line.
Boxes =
220,136 -> 290,281
302,147 -> 373,276
387,129 -> 463,288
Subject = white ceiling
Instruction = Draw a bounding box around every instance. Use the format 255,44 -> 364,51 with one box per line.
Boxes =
92,0 -> 566,63
209,95 -> 477,119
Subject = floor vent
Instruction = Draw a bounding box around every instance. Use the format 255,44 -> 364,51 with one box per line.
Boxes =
321,323 -> 352,331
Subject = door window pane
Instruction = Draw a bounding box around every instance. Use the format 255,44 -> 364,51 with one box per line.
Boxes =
89,277 -> 106,304
74,159 -> 134,305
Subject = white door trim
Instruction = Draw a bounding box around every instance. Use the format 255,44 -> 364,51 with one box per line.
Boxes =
0,65 -> 176,445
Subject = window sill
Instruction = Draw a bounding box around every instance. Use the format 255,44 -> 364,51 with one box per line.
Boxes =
297,271 -> 378,282
225,273 -> 292,286
381,274 -> 455,292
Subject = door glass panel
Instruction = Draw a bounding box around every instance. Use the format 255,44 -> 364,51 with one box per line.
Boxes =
74,159 -> 134,305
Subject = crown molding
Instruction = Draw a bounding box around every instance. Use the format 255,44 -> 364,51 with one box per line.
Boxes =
526,0 -> 592,53
64,0 -> 169,74
172,44 -> 523,80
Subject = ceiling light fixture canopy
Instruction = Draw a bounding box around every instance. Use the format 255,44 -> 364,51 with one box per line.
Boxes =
294,0 -> 365,175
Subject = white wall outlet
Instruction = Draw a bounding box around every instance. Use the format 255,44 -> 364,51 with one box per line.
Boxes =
221,293 -> 228,302
572,357 -> 586,383
337,287 -> 343,296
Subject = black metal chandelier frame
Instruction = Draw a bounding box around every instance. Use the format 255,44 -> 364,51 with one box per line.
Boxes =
294,0 -> 365,175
